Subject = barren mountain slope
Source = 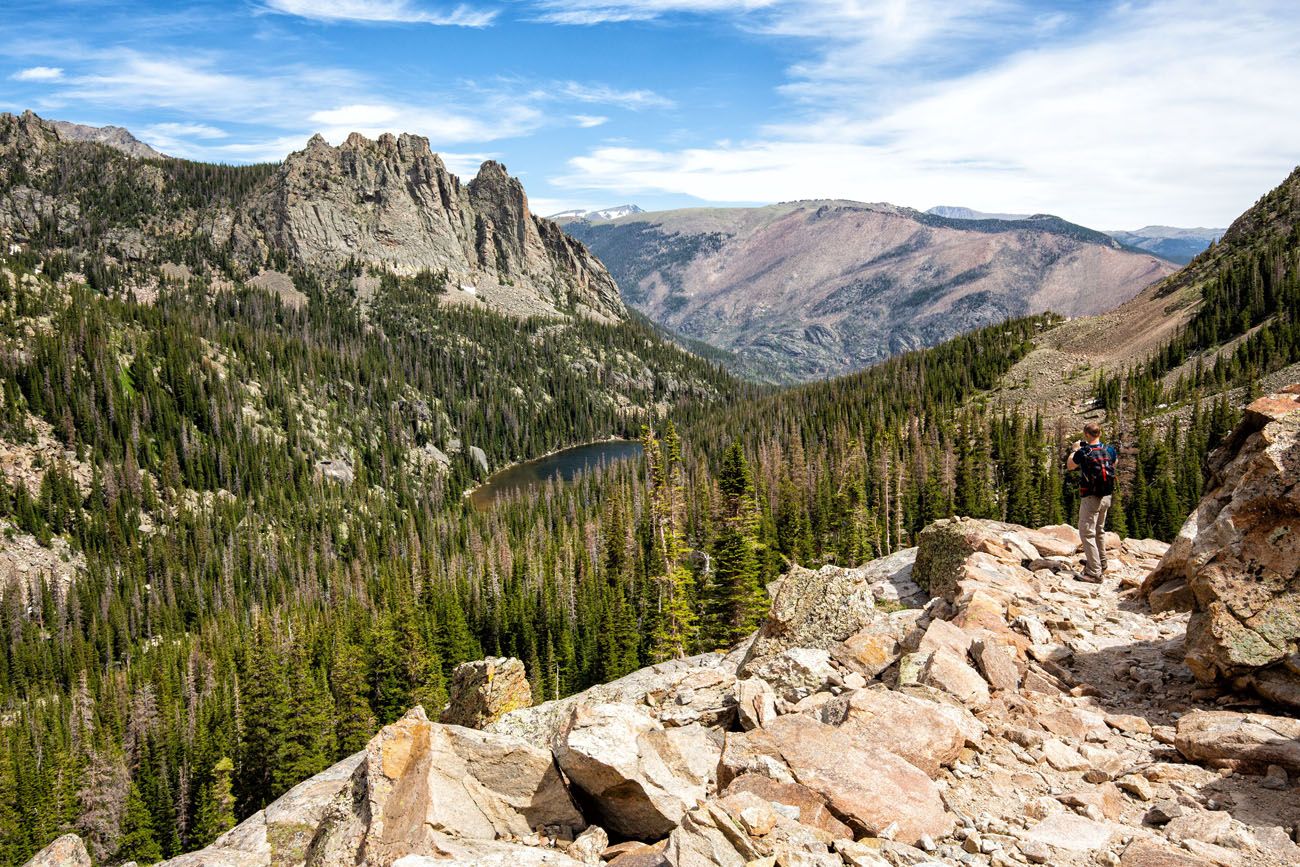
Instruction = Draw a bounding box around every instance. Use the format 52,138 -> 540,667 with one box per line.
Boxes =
567,201 -> 1175,381
992,164 -> 1300,421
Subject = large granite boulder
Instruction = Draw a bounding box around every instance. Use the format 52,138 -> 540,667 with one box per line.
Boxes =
663,792 -> 843,867
553,702 -> 720,840
1174,709 -> 1300,773
487,653 -> 733,747
718,713 -> 952,845
160,707 -> 583,867
739,550 -> 924,676
1143,387 -> 1300,708
441,656 -> 533,729
22,834 -> 92,867
815,686 -> 974,777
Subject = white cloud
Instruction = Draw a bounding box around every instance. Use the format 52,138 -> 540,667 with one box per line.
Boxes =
438,151 -> 501,176
57,51 -> 362,119
143,122 -> 227,139
559,81 -> 673,109
262,0 -> 496,26
530,0 -> 774,25
555,0 -> 1300,228
12,66 -> 64,81
138,121 -> 229,154
572,114 -> 609,128
308,100 -> 543,145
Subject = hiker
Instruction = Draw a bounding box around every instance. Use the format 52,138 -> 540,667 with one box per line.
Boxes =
1067,422 -> 1118,582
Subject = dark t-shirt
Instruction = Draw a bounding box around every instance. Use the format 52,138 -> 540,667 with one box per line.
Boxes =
1073,442 -> 1118,496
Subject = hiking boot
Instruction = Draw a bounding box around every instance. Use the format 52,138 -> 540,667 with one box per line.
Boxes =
1073,571 -> 1103,584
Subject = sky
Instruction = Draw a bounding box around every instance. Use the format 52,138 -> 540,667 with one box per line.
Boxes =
1,0 -> 1298,229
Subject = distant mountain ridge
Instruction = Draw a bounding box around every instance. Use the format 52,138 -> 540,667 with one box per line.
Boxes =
46,117 -> 167,159
565,199 -> 1176,382
1106,225 -> 1225,264
550,204 -> 644,223
928,204 -> 1223,265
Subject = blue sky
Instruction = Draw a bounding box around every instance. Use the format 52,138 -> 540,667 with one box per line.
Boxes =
2,0 -> 1298,228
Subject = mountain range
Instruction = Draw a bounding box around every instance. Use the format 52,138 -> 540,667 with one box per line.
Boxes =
563,200 -> 1177,382
926,206 -> 1224,264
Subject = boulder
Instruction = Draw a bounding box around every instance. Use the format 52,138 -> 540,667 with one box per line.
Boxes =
1022,525 -> 1081,557
441,656 -> 533,729
719,727 -> 798,789
815,686 -> 968,777
742,648 -> 837,703
722,774 -> 854,839
664,793 -> 842,867
741,560 -> 887,668
488,654 -> 730,747
913,518 -> 1027,601
740,713 -> 953,845
554,702 -> 720,840
159,707 -> 583,867
1173,709 -> 1300,772
831,610 -> 923,679
22,835 -> 92,867
971,639 -> 1021,692
920,648 -> 991,709
360,708 -> 585,863
1021,813 -> 1116,854
734,677 -> 776,731
566,826 -> 609,865
1142,388 -> 1300,708
651,667 -> 737,728
1120,839 -> 1216,867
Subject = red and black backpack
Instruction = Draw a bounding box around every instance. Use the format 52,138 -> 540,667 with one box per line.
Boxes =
1078,443 -> 1116,496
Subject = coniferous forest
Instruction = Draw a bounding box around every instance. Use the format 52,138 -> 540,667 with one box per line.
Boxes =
0,146 -> 1296,864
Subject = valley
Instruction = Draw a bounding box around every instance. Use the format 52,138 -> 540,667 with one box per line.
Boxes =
0,110 -> 1298,867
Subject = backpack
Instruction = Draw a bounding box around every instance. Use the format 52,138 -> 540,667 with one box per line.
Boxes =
1078,443 -> 1116,496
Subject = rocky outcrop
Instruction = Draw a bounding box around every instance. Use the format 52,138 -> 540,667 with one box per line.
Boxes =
235,133 -> 623,321
21,834 -> 92,867
42,511 -> 1300,867
1143,386 -> 1300,708
740,552 -> 922,674
440,656 -> 533,729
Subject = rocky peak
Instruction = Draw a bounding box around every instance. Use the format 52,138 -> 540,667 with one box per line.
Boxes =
239,132 -> 623,320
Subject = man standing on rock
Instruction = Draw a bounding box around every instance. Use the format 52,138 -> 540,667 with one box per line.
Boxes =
1067,422 -> 1118,582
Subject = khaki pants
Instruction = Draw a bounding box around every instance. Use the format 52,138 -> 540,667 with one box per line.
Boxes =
1079,495 -> 1111,578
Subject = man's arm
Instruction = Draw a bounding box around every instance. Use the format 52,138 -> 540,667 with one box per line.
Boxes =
1066,441 -> 1082,471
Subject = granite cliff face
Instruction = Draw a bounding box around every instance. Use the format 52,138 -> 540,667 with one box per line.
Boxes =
235,132 -> 623,320
0,112 -> 624,321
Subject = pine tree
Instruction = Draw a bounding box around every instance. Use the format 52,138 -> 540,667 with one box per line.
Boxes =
193,757 -> 235,846
236,625 -> 286,814
643,425 -> 697,661
330,639 -> 376,759
275,645 -> 334,792
116,783 -> 163,865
